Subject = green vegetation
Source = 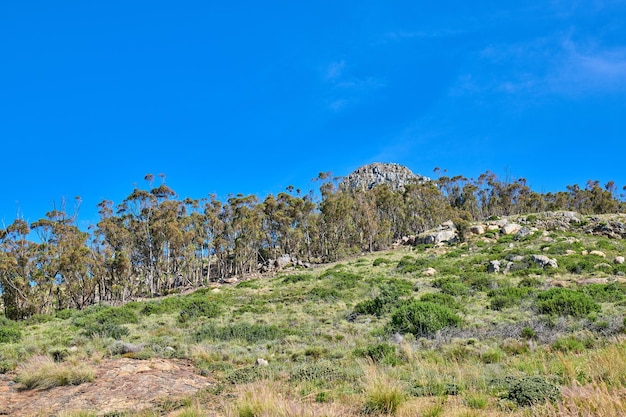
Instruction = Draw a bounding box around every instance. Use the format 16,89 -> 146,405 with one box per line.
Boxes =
1,208 -> 626,416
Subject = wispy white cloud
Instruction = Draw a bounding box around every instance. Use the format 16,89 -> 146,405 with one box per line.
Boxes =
450,35 -> 626,99
325,60 -> 345,81
321,60 -> 386,112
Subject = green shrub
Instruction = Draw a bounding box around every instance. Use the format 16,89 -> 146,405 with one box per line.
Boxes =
388,301 -> 461,338
518,277 -> 543,288
355,343 -> 400,366
318,270 -> 361,289
353,280 -> 412,317
419,293 -> 461,311
288,362 -> 345,383
560,254 -> 606,274
281,273 -> 314,284
0,325 -> 21,344
536,288 -> 600,317
409,381 -> 459,397
81,321 -> 129,339
463,273 -> 495,291
578,283 -> 626,303
225,366 -> 270,384
488,287 -> 534,311
552,335 -> 595,353
195,322 -> 287,343
72,304 -> 138,339
308,286 -> 340,301
373,258 -> 392,266
507,376 -> 560,406
178,299 -> 221,323
433,277 -> 468,296
520,327 -> 536,340
396,256 -> 429,274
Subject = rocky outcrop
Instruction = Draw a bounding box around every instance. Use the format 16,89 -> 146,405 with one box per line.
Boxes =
532,254 -> 558,269
259,255 -> 311,273
341,162 -> 429,192
415,220 -> 458,245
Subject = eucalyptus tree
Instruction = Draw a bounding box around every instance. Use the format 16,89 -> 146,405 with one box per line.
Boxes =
0,219 -> 36,319
227,194 -> 263,275
31,200 -> 96,311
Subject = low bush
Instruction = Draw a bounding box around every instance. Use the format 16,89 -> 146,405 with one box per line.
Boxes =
396,256 -> 429,274
195,322 -> 288,343
488,287 -> 534,311
388,301 -> 461,338
288,362 -> 346,383
308,286 -> 340,301
178,298 -> 221,323
552,335 -> 595,353
373,258 -> 392,267
281,273 -> 314,284
560,254 -> 607,274
419,293 -> 461,311
536,288 -> 600,317
0,324 -> 21,344
579,283 -> 626,303
432,277 -> 468,296
225,365 -> 270,384
355,343 -> 400,366
353,280 -> 412,317
318,270 -> 361,289
507,376 -> 560,406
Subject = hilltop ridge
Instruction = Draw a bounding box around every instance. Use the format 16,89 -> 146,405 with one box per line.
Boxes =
340,162 -> 430,192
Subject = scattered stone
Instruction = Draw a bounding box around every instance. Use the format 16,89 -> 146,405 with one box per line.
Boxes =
590,250 -> 607,258
532,254 -> 558,269
391,333 -> 404,344
469,225 -> 485,235
515,227 -> 533,239
502,223 -> 522,235
614,256 -> 625,264
255,358 -> 269,367
582,250 -> 589,256
488,260 -> 501,274
565,250 -> 576,255
578,278 -> 609,285
422,267 -> 437,276
487,225 -> 500,232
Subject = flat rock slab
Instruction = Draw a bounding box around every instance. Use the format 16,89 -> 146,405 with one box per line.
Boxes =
0,358 -> 212,416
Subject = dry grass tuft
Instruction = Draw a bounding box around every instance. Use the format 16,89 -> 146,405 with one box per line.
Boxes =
534,382 -> 626,417
225,381 -> 355,417
361,362 -> 406,415
15,355 -> 95,390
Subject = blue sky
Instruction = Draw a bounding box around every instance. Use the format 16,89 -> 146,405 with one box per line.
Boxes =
1,1 -> 625,227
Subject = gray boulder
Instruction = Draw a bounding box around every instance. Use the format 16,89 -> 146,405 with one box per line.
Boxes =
532,254 -> 558,269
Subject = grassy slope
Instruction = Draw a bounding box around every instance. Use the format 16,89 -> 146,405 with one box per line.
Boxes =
2,213 -> 626,416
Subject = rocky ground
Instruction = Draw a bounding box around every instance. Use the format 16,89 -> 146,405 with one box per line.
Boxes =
0,358 -> 213,416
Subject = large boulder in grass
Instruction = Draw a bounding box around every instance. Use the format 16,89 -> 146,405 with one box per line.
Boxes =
416,221 -> 458,245
502,223 -> 522,235
532,254 -> 558,269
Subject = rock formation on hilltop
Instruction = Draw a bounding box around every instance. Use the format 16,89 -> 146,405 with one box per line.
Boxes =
341,162 -> 429,192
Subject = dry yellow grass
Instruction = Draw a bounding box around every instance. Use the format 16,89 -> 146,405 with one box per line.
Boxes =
533,383 -> 626,417
15,355 -> 94,390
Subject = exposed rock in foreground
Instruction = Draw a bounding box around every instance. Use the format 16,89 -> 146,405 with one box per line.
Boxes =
0,358 -> 212,416
341,162 -> 430,192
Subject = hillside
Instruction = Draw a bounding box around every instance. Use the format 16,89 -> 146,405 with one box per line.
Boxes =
2,211 -> 626,416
